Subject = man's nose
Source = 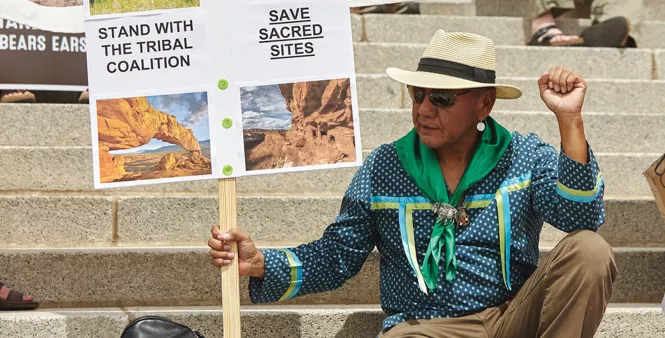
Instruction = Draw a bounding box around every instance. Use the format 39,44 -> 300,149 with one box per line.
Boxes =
417,94 -> 437,118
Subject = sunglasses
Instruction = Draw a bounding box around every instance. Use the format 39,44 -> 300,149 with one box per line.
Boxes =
407,86 -> 475,108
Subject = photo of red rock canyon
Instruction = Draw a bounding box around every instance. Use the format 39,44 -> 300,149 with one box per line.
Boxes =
241,78 -> 357,171
96,92 -> 211,183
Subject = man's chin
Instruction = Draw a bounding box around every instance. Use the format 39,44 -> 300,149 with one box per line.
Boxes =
419,134 -> 448,150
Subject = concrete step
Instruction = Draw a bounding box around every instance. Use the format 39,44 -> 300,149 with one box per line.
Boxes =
354,14 -> 665,50
3,105 -> 663,154
363,110 -> 665,154
0,146 -> 657,196
356,14 -> 525,45
2,305 -> 662,338
0,195 -> 662,248
0,312 -> 67,338
0,245 -> 662,308
646,0 -> 665,21
353,43 -> 654,79
419,1 -> 476,16
355,74 -> 665,113
0,104 -> 90,147
1,76 -> 664,145
420,0 -> 665,22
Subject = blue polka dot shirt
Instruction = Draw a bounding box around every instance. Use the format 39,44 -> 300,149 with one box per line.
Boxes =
249,132 -> 605,334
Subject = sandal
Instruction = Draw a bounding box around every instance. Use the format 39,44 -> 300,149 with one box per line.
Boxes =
528,24 -> 584,46
579,16 -> 631,48
0,282 -> 38,310
0,90 -> 36,103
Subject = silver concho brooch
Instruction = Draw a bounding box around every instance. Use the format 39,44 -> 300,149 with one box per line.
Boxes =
431,203 -> 470,227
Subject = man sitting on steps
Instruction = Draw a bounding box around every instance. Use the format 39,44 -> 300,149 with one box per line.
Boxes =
208,30 -> 617,337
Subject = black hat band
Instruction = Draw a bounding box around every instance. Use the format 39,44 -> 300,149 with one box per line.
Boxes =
416,58 -> 496,84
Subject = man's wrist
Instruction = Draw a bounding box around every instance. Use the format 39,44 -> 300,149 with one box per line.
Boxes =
556,114 -> 584,130
557,114 -> 588,164
249,250 -> 266,278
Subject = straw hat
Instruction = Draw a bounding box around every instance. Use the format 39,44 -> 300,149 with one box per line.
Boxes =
386,30 -> 522,99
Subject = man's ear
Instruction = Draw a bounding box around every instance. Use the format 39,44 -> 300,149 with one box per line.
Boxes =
477,88 -> 496,120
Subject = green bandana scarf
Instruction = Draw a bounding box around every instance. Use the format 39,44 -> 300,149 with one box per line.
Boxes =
395,116 -> 512,292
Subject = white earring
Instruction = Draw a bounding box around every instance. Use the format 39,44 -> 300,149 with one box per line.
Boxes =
477,120 -> 486,132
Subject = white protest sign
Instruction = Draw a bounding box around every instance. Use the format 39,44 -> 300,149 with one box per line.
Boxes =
226,0 -> 361,177
83,1 -> 360,336
84,0 -> 362,188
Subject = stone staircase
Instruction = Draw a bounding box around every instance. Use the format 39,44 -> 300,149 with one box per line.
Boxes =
2,1 -> 665,336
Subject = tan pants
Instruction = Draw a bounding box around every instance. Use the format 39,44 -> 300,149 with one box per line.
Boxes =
379,230 -> 618,338
532,0 -> 644,46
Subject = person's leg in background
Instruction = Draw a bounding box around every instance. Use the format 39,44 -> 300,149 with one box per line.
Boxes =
350,4 -> 389,14
389,2 -> 420,14
0,281 -> 38,310
350,2 -> 420,15
590,0 -> 644,47
529,0 -> 583,45
529,0 -> 636,47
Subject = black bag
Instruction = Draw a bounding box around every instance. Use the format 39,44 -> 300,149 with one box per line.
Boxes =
120,315 -> 207,338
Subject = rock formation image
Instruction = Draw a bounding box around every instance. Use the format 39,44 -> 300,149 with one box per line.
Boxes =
242,78 -> 357,171
96,93 -> 211,183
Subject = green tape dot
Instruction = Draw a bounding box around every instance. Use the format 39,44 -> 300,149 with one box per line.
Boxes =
218,79 -> 229,90
222,118 -> 233,129
223,165 -> 233,176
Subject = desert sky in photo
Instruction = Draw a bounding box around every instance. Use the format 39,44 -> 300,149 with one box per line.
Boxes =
241,85 -> 292,130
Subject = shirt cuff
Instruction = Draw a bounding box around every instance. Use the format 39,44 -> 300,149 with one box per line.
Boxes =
248,249 -> 301,304
556,143 -> 604,203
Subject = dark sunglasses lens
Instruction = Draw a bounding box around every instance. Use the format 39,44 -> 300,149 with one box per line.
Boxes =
409,86 -> 426,103
429,90 -> 455,108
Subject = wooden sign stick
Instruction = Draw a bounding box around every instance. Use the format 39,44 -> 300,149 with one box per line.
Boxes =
219,178 -> 241,338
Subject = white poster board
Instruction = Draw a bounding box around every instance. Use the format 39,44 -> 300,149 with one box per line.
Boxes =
83,0 -> 362,189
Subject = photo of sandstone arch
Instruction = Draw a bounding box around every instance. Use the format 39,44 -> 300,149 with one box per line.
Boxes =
96,92 -> 211,184
89,0 -> 200,16
241,78 -> 357,172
